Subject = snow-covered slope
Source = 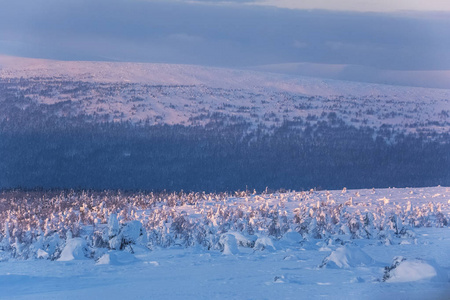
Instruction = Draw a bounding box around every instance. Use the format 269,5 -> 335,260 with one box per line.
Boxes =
1,55 -> 449,135
1,55 -> 449,191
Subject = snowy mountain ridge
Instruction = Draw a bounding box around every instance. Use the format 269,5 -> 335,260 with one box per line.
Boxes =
1,55 -> 450,97
1,55 -> 449,135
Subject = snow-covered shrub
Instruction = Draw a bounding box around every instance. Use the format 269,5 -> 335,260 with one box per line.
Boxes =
171,215 -> 195,246
218,233 -> 239,255
435,212 -> 448,227
58,237 -> 89,261
108,218 -> 146,251
0,187 -> 448,260
254,235 -> 276,251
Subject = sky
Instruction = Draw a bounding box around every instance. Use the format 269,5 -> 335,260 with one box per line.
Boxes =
0,0 -> 449,88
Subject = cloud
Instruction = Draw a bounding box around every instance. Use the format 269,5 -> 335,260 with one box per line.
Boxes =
252,63 -> 450,89
293,40 -> 308,49
166,33 -> 205,44
189,0 -> 450,12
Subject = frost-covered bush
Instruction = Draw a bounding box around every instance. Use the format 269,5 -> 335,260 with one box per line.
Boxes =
0,188 -> 448,260
108,219 -> 147,251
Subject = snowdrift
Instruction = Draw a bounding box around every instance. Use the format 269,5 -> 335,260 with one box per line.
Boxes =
97,251 -> 138,265
383,256 -> 448,283
320,246 -> 375,269
58,238 -> 88,262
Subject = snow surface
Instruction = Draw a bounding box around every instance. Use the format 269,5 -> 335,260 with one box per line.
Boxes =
0,227 -> 449,299
0,186 -> 449,299
96,251 -> 137,266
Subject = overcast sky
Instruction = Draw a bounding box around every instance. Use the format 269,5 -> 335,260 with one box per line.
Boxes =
1,0 -> 449,88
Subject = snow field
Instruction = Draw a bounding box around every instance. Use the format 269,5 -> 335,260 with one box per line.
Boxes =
0,227 -> 449,299
0,187 -> 449,299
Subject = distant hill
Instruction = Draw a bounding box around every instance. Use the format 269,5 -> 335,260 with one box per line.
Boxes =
1,56 -> 449,191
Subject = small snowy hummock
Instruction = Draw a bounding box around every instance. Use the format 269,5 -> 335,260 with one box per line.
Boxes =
57,238 -> 88,261
219,233 -> 239,255
320,246 -> 375,269
383,256 -> 445,283
96,251 -> 137,265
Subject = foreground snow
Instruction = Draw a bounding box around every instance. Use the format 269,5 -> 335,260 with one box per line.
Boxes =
0,227 -> 448,300
0,187 -> 449,299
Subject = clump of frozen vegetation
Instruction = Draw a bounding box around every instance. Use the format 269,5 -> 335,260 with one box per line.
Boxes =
0,187 -> 448,261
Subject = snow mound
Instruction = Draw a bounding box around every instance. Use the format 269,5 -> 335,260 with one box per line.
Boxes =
57,238 -> 88,261
280,231 -> 303,244
383,256 -> 447,283
121,221 -> 143,243
254,236 -> 276,251
36,249 -> 49,259
219,232 -> 258,254
96,251 -> 137,265
227,231 -> 257,248
320,246 -> 375,268
109,220 -> 146,250
219,233 -> 239,255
